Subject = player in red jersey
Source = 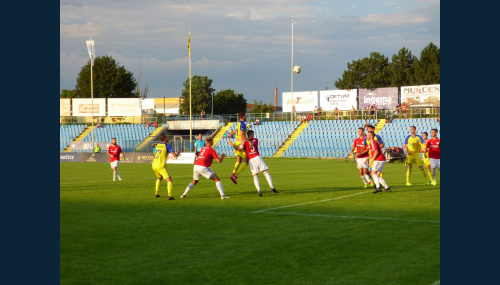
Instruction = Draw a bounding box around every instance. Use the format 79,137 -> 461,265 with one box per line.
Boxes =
229,130 -> 278,196
365,131 -> 391,193
180,137 -> 230,199
107,137 -> 127,181
349,128 -> 372,188
426,128 -> 440,186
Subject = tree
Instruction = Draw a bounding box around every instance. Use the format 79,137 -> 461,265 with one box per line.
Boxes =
179,75 -> 215,115
213,89 -> 247,115
334,52 -> 391,90
387,47 -> 415,87
249,100 -> 274,113
74,55 -> 137,98
412,42 -> 440,85
60,89 -> 76,98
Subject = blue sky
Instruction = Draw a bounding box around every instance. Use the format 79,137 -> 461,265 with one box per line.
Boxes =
60,0 -> 440,104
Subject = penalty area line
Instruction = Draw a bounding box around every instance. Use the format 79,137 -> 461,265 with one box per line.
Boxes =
252,190 -> 371,213
261,212 -> 440,223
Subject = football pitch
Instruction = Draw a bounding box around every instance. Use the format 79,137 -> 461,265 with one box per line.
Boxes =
60,158 -> 440,285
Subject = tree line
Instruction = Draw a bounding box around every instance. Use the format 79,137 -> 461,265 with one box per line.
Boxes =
334,42 -> 439,90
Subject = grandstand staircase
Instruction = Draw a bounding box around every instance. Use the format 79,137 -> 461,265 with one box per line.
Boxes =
273,121 -> 309,158
134,126 -> 165,152
212,122 -> 234,147
375,119 -> 386,134
63,126 -> 93,152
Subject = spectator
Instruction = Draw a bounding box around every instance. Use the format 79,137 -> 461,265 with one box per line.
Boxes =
334,107 -> 339,120
436,114 -> 440,122
307,114 -> 312,121
230,129 -> 235,138
314,106 -> 319,116
401,103 -> 408,119
370,104 -> 376,119
351,105 -> 356,119
201,110 -> 205,120
396,103 -> 401,118
94,143 -> 101,153
292,106 -> 297,120
96,122 -> 101,128
255,118 -> 260,125
386,114 -> 392,124
362,106 -> 368,120
318,107 -> 323,116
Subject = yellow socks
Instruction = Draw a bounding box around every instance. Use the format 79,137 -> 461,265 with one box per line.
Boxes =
167,181 -> 173,197
427,169 -> 434,184
406,169 -> 412,183
155,179 -> 161,195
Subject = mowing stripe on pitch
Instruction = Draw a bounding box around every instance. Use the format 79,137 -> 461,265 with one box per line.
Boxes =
262,212 -> 440,223
252,191 -> 371,213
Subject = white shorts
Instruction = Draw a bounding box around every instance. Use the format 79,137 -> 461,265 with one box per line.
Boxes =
249,156 -> 269,175
110,161 -> 119,169
356,158 -> 369,169
371,161 -> 386,173
430,158 -> 440,169
193,165 -> 215,180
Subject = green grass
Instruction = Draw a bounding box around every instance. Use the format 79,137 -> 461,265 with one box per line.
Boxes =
60,158 -> 440,285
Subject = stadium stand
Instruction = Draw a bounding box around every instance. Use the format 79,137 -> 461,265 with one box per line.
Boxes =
377,118 -> 441,148
60,124 -> 86,152
77,124 -> 157,152
283,119 -> 379,158
213,121 -> 299,157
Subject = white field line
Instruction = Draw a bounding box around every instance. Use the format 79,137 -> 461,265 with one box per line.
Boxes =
262,212 -> 440,223
430,281 -> 440,285
252,191 -> 371,213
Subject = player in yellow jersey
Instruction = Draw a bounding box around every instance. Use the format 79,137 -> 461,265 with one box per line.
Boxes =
229,112 -> 253,184
421,131 -> 434,184
403,126 -> 430,186
152,134 -> 181,199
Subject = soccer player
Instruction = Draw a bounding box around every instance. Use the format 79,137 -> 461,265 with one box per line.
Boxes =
194,133 -> 206,158
152,134 -> 181,199
421,132 -> 434,184
426,128 -> 440,186
229,112 -> 253,184
359,124 -> 384,186
349,128 -> 372,188
403,126 -> 430,186
366,131 -> 391,193
181,137 -> 230,199
229,130 -> 278,196
107,137 -> 127,181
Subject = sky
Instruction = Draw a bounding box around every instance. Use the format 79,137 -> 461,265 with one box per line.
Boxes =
60,0 -> 440,105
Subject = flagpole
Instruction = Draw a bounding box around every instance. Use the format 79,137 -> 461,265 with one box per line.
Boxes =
290,19 -> 294,136
89,36 -> 95,151
188,30 -> 192,152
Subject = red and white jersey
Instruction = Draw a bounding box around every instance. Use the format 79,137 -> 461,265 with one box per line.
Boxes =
426,138 -> 440,159
243,138 -> 260,160
369,140 -> 386,161
107,144 -> 123,162
194,146 -> 219,167
353,137 -> 368,158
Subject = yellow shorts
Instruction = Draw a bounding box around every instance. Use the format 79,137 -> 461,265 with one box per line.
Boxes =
153,166 -> 170,179
405,157 -> 423,167
233,140 -> 247,158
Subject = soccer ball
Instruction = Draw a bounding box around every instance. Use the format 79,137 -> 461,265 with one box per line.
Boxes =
293,65 -> 301,74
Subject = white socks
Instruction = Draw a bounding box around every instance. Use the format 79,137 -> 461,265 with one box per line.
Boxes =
253,175 -> 261,192
263,171 -> 274,189
183,183 -> 194,196
114,170 -> 122,180
378,177 -> 388,189
372,175 -> 380,188
364,174 -> 372,183
360,176 -> 367,185
216,181 -> 225,196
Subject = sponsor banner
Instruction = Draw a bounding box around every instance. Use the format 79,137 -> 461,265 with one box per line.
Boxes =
60,153 -> 80,162
60,99 -> 71,116
142,98 -> 155,110
282,91 -> 319,112
70,141 -> 112,151
77,153 -> 118,163
401,84 -> 440,107
167,120 -> 219,130
166,152 -> 196,164
86,40 -> 95,66
72,98 -> 106,116
108,98 -> 142,116
319,90 -> 357,111
359,87 -> 398,109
